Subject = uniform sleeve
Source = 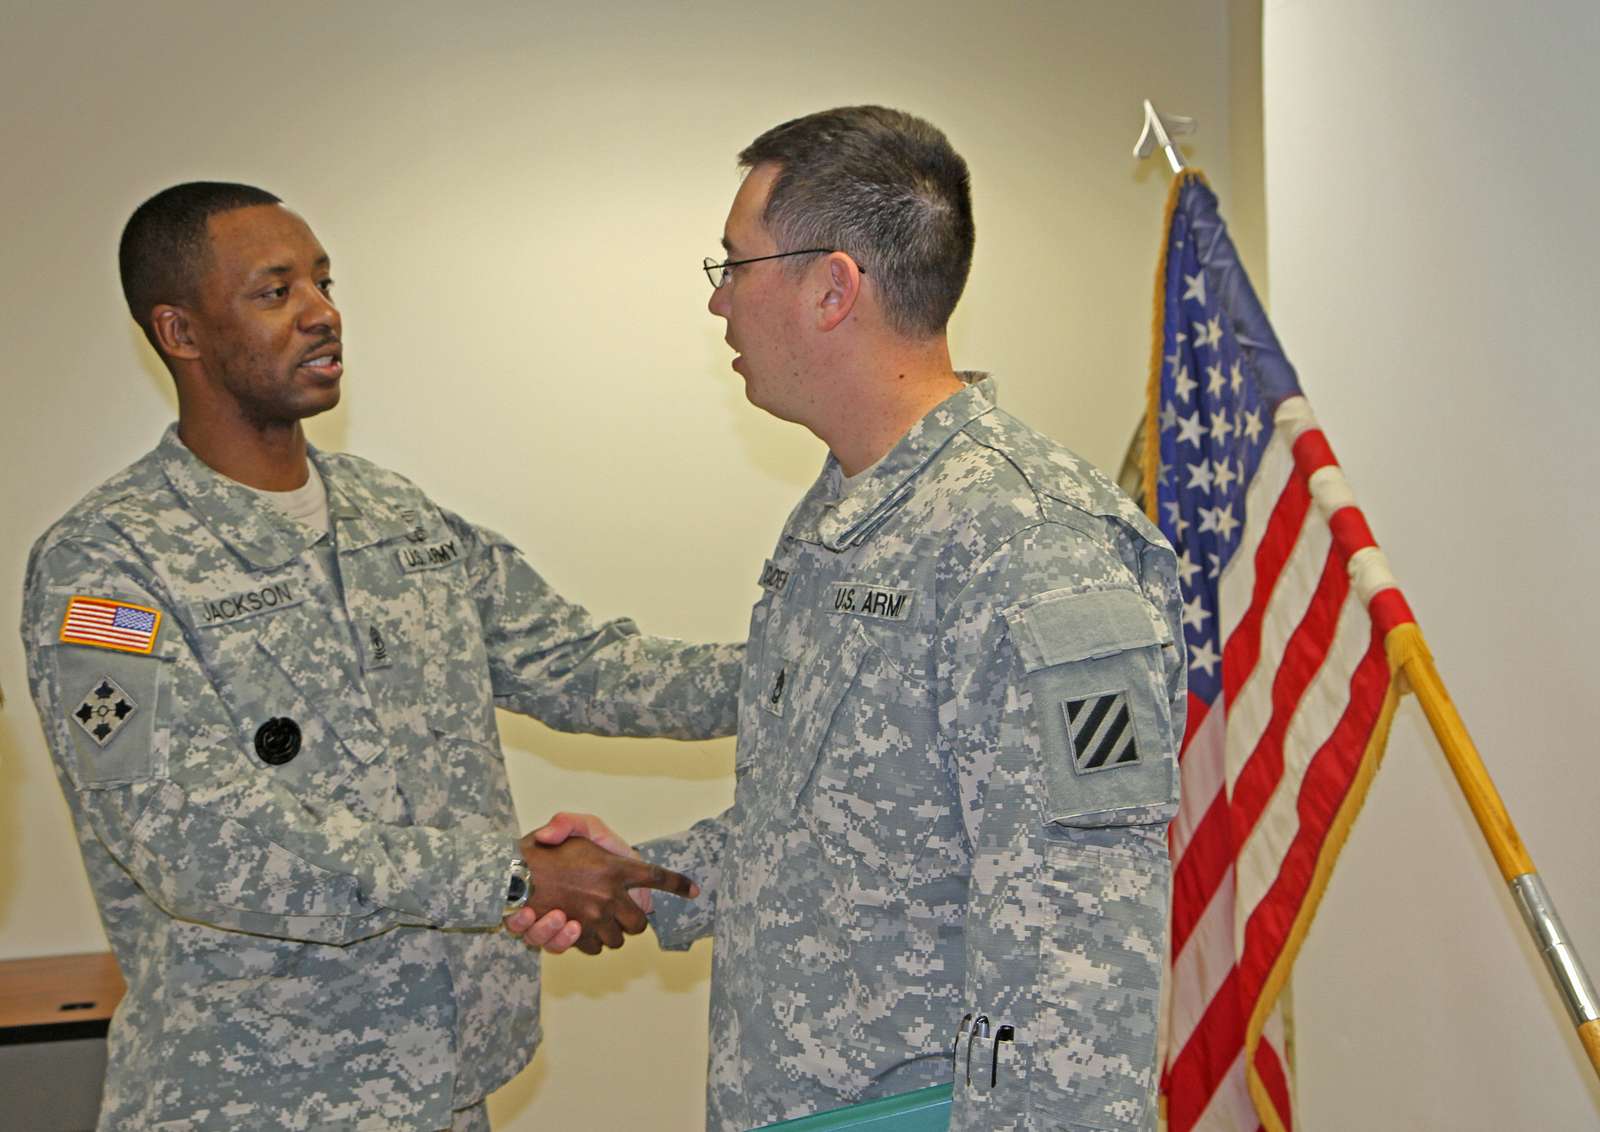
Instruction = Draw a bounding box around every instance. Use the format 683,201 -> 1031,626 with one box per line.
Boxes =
23,539 -> 515,946
446,512 -> 743,739
637,811 -> 729,950
939,527 -> 1183,1132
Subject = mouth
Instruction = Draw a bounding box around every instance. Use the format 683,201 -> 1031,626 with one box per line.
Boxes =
298,342 -> 343,379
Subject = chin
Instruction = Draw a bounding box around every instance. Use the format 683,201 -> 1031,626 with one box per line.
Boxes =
294,387 -> 342,420
743,387 -> 802,427
741,378 -> 775,414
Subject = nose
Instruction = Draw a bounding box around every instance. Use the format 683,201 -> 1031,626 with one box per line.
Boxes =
298,284 -> 341,336
708,281 -> 730,320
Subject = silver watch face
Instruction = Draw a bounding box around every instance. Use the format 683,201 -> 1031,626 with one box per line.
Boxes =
505,859 -> 532,911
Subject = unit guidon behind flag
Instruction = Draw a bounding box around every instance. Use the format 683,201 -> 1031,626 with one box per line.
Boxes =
1146,171 -> 1419,1132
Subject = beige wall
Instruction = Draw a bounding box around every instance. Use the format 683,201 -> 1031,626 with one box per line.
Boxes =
1264,2 -> 1600,1128
0,3 -> 1253,1127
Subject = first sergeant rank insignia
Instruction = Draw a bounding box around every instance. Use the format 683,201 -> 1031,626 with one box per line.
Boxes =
72,675 -> 138,747
363,623 -> 393,671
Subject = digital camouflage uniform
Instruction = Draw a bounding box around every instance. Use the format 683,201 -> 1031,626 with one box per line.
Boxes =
22,426 -> 741,1131
645,377 -> 1185,1132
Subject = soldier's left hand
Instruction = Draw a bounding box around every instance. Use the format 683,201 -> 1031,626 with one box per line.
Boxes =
503,906 -> 582,952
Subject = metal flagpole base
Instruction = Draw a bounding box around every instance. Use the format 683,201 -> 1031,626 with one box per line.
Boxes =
1509,872 -> 1600,1031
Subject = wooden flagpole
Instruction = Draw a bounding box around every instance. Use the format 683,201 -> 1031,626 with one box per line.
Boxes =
1385,624 -> 1600,1075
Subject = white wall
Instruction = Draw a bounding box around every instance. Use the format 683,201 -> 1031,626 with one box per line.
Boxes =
1264,2 -> 1600,1128
0,2 -> 1253,1128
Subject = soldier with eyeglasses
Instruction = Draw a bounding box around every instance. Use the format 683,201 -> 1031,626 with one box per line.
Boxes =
516,106 -> 1185,1132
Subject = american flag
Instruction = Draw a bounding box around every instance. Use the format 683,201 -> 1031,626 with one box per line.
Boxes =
60,596 -> 162,654
1148,172 -> 1417,1132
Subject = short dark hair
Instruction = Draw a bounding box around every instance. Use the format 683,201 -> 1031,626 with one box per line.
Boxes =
118,182 -> 282,342
739,106 -> 974,338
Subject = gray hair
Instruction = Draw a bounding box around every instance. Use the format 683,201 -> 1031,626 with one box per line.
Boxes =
739,106 -> 974,338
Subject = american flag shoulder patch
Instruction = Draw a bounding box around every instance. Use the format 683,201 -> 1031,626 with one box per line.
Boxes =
59,595 -> 163,655
1062,690 -> 1140,774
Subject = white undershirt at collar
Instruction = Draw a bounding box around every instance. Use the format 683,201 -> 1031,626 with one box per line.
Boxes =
836,455 -> 884,493
245,463 -> 331,537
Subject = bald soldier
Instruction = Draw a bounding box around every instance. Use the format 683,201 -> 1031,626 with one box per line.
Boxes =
21,182 -> 736,1131
520,107 -> 1186,1131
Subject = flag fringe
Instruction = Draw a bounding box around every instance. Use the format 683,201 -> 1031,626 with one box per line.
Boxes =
1241,619 -> 1419,1132
1383,619 -> 1431,679
1144,169 -> 1206,522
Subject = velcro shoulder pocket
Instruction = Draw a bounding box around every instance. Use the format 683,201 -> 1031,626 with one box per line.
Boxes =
35,590 -> 174,790
1002,587 -> 1177,829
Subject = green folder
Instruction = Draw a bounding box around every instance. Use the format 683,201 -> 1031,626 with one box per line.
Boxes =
755,1084 -> 952,1130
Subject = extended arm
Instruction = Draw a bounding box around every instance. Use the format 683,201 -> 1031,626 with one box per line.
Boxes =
26,538 -> 687,948
450,512 -> 743,739
634,806 -> 731,951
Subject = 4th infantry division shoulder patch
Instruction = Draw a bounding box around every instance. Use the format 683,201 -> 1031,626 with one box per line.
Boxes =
60,596 -> 162,655
72,675 -> 138,747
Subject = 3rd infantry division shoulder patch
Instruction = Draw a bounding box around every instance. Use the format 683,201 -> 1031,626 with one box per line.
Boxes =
1062,691 -> 1141,774
60,595 -> 162,654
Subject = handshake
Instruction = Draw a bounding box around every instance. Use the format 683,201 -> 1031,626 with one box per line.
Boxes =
504,813 -> 690,956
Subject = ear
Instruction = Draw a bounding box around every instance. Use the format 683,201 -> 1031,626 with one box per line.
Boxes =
816,252 -> 864,332
150,304 -> 201,362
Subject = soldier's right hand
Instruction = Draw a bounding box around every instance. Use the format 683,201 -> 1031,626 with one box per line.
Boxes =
515,833 -> 697,956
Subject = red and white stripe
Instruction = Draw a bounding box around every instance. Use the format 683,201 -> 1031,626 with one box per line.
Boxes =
60,596 -> 160,653
1163,396 -> 1414,1132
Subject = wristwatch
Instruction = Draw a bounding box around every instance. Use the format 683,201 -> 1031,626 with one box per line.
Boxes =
504,857 -> 533,916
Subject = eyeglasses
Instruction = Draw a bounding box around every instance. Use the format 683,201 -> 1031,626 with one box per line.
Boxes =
701,249 -> 865,288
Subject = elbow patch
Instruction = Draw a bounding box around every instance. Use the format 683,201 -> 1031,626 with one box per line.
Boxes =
1003,587 -> 1178,829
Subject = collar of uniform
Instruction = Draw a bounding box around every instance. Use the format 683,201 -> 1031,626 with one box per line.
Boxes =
155,424 -> 327,570
311,451 -> 411,550
810,373 -> 998,551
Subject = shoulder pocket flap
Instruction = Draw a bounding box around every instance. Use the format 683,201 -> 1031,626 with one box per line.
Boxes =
32,587 -> 176,789
1002,586 -> 1168,672
41,636 -> 167,789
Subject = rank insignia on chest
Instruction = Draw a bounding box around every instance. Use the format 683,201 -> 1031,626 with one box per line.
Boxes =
399,508 -> 428,543
71,675 -> 138,747
761,663 -> 788,717
363,623 -> 393,670
59,595 -> 162,654
1062,691 -> 1140,773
